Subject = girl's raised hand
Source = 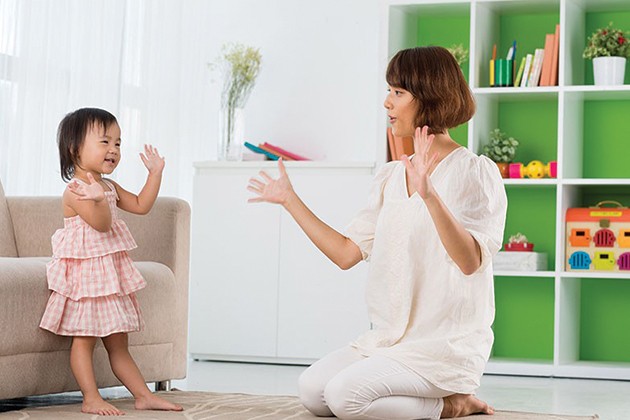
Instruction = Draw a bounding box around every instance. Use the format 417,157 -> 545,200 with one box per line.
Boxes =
140,144 -> 165,174
247,158 -> 295,205
401,125 -> 438,200
68,172 -> 105,202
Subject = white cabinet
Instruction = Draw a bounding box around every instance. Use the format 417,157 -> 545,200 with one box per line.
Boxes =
189,161 -> 374,364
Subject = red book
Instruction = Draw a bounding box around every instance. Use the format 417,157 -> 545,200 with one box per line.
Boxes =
387,127 -> 397,161
260,142 -> 311,161
257,144 -> 294,161
540,33 -> 555,86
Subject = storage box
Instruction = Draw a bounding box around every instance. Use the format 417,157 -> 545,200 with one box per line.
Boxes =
566,203 -> 630,272
493,251 -> 548,271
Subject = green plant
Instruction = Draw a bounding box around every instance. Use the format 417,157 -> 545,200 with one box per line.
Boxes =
210,43 -> 262,109
583,23 -> 630,59
446,43 -> 469,66
482,128 -> 519,163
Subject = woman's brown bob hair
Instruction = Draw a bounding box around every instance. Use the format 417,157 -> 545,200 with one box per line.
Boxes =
386,46 -> 475,134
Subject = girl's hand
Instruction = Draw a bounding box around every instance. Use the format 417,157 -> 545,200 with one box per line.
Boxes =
401,125 -> 439,200
247,158 -> 295,205
68,172 -> 105,202
140,144 -> 165,174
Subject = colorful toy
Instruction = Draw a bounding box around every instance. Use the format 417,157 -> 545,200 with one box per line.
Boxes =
566,201 -> 630,272
508,160 -> 557,179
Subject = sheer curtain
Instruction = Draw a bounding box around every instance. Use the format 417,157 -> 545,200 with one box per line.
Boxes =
0,0 -> 209,199
1,0 -> 382,198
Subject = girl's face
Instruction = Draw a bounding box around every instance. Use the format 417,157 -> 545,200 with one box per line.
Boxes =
77,122 -> 122,176
384,85 -> 418,137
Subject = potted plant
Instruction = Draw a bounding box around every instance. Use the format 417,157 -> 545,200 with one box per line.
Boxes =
482,128 -> 519,178
583,23 -> 630,85
446,43 -> 469,66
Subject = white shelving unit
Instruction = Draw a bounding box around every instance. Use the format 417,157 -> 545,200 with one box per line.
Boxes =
383,0 -> 630,380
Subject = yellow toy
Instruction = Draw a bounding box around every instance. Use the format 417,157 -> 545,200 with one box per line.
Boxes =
508,160 -> 557,178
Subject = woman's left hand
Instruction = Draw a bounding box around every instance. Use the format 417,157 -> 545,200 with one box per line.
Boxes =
140,144 -> 165,174
401,125 -> 438,200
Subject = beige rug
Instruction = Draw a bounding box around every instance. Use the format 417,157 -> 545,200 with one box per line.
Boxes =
0,390 -> 598,419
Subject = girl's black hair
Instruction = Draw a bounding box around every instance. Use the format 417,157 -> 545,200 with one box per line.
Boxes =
57,108 -> 117,181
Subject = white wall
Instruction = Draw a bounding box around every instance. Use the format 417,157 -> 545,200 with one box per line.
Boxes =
182,0 -> 382,191
0,0 -> 383,201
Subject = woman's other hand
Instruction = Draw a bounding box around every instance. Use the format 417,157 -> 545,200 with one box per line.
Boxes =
247,158 -> 295,205
401,125 -> 438,200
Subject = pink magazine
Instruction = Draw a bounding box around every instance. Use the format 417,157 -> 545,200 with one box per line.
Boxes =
260,142 -> 311,161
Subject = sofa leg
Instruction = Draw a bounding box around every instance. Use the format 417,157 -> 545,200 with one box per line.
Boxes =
155,380 -> 172,392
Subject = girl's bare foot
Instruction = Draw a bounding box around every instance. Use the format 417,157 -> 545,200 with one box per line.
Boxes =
82,397 -> 125,416
441,394 -> 494,418
135,393 -> 183,411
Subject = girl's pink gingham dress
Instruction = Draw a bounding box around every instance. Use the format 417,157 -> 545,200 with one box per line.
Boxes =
39,179 -> 146,337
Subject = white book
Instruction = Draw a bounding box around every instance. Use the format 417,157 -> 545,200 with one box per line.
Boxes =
520,53 -> 533,87
528,48 -> 545,87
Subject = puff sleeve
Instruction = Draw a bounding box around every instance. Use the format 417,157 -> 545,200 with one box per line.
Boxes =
447,155 -> 507,274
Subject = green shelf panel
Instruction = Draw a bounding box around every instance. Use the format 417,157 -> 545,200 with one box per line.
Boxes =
579,185 -> 630,208
498,100 -> 558,166
416,10 -> 470,147
580,278 -> 630,363
583,11 -> 630,86
492,276 -> 555,360
504,186 -> 557,265
499,13 -> 559,67
582,100 -> 630,179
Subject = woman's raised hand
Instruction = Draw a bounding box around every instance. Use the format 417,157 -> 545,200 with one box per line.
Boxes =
401,125 -> 438,200
140,144 -> 165,174
68,172 -> 105,202
247,158 -> 295,205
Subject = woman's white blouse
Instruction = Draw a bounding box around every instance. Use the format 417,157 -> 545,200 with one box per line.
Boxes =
345,147 -> 507,394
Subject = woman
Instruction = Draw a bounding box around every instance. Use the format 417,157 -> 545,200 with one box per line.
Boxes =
247,46 -> 507,420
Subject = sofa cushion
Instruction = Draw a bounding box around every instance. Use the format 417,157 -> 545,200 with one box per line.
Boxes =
0,258 -> 177,356
0,180 -> 18,257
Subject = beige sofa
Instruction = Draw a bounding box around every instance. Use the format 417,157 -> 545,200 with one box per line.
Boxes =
0,179 -> 190,400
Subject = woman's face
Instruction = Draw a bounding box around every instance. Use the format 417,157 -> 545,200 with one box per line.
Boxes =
384,85 -> 418,137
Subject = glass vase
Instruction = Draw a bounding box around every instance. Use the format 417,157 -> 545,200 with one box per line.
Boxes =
218,106 -> 244,161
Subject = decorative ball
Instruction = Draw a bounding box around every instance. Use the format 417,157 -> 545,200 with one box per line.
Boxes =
525,160 -> 545,178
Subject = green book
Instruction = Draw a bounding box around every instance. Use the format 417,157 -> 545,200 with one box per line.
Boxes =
514,56 -> 527,87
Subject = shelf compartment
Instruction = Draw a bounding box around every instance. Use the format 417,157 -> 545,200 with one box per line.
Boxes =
580,277 -> 630,363
492,275 -> 555,361
561,92 -> 630,179
473,0 -> 559,89
564,0 -> 630,86
473,96 -> 558,165
504,185 -> 557,269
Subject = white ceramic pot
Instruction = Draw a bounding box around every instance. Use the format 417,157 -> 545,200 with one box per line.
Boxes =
593,56 -> 627,86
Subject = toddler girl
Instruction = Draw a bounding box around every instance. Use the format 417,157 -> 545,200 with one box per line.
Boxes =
39,107 -> 183,416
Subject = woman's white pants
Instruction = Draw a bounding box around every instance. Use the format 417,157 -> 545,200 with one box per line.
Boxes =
298,346 -> 451,420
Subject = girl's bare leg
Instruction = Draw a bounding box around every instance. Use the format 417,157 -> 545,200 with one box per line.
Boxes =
102,333 -> 183,411
71,336 -> 125,416
441,394 -> 494,418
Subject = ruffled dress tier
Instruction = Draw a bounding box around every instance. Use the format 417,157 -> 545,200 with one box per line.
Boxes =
39,180 -> 146,337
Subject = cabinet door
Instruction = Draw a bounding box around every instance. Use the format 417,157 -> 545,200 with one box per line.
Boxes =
189,170 -> 280,359
277,171 -> 373,361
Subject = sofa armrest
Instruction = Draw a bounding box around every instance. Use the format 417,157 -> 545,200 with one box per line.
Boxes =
6,197 -> 63,258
